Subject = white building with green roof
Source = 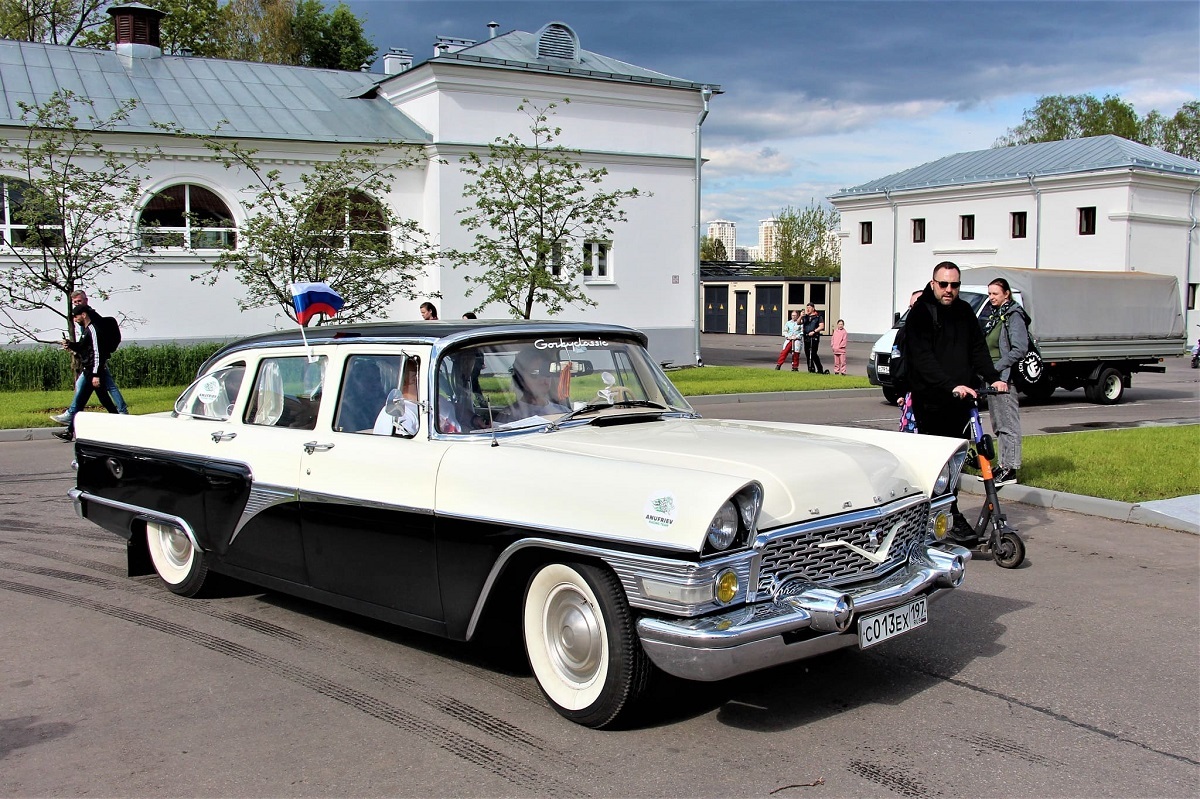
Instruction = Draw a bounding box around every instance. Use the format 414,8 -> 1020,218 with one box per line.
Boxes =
830,135 -> 1200,337
0,5 -> 718,364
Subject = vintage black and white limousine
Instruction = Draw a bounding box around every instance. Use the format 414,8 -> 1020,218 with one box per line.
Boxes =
70,320 -> 972,728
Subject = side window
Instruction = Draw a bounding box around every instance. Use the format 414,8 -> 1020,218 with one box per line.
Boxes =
243,356 -> 326,430
335,354 -> 409,434
174,363 -> 246,420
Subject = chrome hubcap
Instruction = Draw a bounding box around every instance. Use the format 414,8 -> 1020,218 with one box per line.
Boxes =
544,584 -> 603,685
160,527 -> 192,569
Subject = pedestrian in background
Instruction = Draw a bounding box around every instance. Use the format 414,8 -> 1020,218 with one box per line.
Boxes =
801,303 -> 827,374
420,302 -> 438,320
51,289 -> 128,428
775,310 -> 802,371
982,277 -> 1028,485
56,305 -> 120,441
831,319 -> 848,374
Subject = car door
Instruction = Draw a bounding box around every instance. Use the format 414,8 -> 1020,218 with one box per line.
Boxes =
197,353 -> 328,584
296,350 -> 445,628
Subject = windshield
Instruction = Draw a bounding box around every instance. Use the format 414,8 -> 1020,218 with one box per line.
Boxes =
894,290 -> 990,329
435,335 -> 693,434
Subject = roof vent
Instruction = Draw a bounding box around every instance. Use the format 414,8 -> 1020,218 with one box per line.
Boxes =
433,35 -> 476,56
383,48 -> 413,75
108,2 -> 164,59
536,22 -> 579,62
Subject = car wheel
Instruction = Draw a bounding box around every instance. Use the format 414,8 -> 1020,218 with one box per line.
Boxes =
882,387 -> 900,405
1091,367 -> 1124,405
1018,379 -> 1055,403
146,521 -> 209,596
522,562 -> 652,728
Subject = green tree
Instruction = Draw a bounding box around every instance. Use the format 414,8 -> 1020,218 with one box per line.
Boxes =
0,0 -> 106,45
76,0 -> 227,56
221,0 -> 374,69
194,141 -> 438,325
995,93 -> 1198,159
773,203 -> 840,277
452,99 -> 645,319
700,235 -> 727,261
0,90 -> 157,344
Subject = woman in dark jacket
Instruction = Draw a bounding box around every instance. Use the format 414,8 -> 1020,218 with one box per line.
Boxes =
983,278 -> 1028,485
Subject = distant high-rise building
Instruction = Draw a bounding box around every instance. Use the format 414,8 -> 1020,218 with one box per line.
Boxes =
759,217 -> 779,262
746,245 -> 763,262
734,246 -> 749,261
706,219 -> 736,260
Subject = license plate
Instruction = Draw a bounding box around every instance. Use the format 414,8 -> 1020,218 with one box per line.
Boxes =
858,597 -> 928,649
877,363 -> 890,375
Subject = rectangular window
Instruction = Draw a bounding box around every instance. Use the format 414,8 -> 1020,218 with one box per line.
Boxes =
787,283 -> 804,304
860,221 -> 873,245
809,283 -> 827,305
583,240 -> 612,282
912,218 -> 925,243
547,241 -> 564,277
244,356 -> 326,430
1079,206 -> 1097,235
335,354 -> 410,434
960,214 -> 975,241
1011,211 -> 1027,239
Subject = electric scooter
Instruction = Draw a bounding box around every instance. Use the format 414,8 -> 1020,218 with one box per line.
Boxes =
955,386 -> 1026,568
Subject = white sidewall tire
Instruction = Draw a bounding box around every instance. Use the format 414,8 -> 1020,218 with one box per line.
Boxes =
523,563 -> 610,712
146,521 -> 207,595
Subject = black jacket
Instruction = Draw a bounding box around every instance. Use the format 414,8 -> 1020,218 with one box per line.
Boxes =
905,284 -> 1000,396
67,314 -> 117,381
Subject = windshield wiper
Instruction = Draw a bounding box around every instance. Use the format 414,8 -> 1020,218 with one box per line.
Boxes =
547,399 -> 678,431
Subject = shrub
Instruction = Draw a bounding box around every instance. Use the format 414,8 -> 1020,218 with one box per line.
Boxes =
0,341 -> 225,391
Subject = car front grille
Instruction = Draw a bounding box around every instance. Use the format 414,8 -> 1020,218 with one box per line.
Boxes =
757,499 -> 929,596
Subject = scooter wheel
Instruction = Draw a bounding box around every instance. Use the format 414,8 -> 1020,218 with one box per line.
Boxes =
994,531 -> 1026,569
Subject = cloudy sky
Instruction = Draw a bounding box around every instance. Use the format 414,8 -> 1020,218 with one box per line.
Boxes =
345,0 -> 1199,247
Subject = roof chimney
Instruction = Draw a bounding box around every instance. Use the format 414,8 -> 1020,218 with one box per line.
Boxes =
487,21 -> 499,39
108,2 -> 165,60
383,48 -> 413,75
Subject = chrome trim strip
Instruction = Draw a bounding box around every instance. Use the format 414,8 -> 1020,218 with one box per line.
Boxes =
296,489 -> 435,517
70,490 -> 203,552
463,537 -> 749,640
636,543 -> 969,682
231,484 -> 300,541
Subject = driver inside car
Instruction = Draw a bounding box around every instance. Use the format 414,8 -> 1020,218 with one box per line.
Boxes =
505,347 -> 570,422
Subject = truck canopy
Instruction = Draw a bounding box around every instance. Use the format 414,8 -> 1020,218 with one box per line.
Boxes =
958,267 -> 1186,357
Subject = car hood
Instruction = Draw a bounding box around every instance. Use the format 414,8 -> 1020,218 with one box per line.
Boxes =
435,417 -> 962,552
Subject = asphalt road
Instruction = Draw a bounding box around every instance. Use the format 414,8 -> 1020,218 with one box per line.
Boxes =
1,436 -> 1197,797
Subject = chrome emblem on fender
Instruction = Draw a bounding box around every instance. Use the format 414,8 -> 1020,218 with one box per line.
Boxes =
818,520 -> 904,565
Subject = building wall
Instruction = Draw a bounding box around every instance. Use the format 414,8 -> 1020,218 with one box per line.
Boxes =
834,170 -> 1200,338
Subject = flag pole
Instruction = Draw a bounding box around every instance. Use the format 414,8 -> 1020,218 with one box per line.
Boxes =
298,318 -> 315,362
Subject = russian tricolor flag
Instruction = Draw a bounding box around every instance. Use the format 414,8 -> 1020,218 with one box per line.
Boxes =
290,282 -> 344,325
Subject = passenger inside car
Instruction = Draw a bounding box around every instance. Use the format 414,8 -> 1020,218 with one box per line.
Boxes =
504,347 -> 570,422
336,357 -> 389,432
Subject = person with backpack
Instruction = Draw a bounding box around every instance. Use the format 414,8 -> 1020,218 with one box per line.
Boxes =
982,277 -> 1028,485
50,291 -> 128,433
55,304 -> 120,440
906,262 -> 1006,539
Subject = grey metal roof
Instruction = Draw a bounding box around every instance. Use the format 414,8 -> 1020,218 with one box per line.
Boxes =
0,39 -> 430,144
832,135 -> 1200,198
429,27 -> 720,93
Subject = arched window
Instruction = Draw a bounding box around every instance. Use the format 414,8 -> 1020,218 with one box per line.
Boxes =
1,178 -> 63,248
139,184 -> 236,249
308,190 -> 389,252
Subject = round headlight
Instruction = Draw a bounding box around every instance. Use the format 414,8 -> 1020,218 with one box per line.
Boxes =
706,500 -> 739,550
715,569 -> 739,604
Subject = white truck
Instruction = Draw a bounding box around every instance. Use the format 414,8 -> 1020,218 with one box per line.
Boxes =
867,267 -> 1187,405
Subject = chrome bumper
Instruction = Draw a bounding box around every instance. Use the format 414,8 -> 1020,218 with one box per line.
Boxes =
636,545 -> 970,682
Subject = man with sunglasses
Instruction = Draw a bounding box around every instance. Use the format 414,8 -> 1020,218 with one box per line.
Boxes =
906,261 -> 1006,536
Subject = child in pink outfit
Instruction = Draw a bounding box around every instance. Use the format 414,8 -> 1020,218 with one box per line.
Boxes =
831,319 -> 848,375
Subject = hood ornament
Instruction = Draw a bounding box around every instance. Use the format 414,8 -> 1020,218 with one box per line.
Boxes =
818,520 -> 904,565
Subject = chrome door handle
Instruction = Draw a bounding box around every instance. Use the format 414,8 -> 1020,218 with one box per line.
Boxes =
303,441 -> 335,454
211,431 -> 237,442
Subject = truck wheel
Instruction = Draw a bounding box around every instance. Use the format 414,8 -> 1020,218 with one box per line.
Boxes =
523,562 -> 652,728
1019,380 -> 1055,403
1090,367 -> 1125,405
882,387 -> 900,405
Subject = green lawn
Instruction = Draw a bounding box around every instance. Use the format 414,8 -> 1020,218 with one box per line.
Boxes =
4,381 -> 1196,503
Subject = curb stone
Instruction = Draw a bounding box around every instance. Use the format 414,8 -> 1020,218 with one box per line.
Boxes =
959,475 -> 1198,535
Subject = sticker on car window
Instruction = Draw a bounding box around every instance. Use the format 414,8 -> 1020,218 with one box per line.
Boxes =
644,491 -> 677,529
